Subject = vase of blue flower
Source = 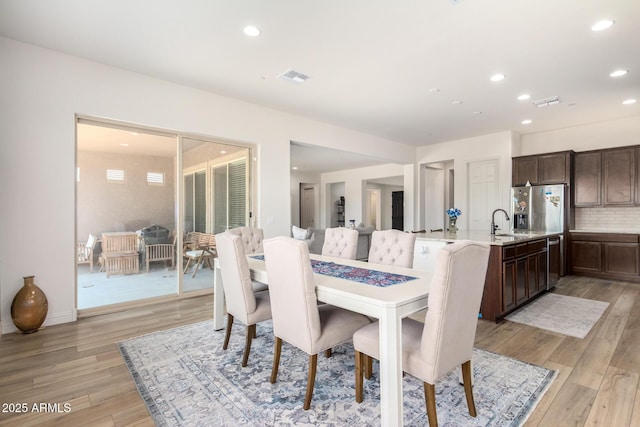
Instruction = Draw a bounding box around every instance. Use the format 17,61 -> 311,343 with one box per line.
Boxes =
447,208 -> 461,232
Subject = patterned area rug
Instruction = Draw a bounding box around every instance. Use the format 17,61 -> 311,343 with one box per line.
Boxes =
505,293 -> 609,339
119,320 -> 556,426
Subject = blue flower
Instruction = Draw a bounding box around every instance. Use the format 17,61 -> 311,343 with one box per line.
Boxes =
447,208 -> 461,219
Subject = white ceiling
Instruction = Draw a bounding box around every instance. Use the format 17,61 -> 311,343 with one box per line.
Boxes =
2,1 -> 639,171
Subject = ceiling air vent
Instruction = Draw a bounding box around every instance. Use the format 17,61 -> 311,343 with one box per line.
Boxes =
532,96 -> 560,107
278,69 -> 309,84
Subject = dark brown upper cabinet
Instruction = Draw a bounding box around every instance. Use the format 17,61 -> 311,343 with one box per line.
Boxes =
573,151 -> 602,207
603,147 -> 635,206
512,151 -> 573,186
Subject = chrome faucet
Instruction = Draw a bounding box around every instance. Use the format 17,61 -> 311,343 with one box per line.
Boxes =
491,209 -> 510,235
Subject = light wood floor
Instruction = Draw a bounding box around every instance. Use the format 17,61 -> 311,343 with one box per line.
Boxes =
0,275 -> 638,426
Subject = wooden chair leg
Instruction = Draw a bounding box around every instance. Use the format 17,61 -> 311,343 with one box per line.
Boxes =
303,354 -> 318,410
183,258 -> 192,274
462,360 -> 477,417
270,337 -> 282,384
365,355 -> 373,379
242,324 -> 255,367
325,348 -> 332,358
253,327 -> 257,338
355,351 -> 364,403
223,314 -> 233,350
424,382 -> 438,427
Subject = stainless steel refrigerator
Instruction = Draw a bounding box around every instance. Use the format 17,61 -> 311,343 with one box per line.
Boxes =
511,184 -> 566,288
510,184 -> 565,233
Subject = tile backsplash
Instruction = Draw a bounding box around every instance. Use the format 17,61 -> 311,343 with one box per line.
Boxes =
574,207 -> 640,231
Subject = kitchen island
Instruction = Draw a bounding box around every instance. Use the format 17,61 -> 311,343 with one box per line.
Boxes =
413,230 -> 562,322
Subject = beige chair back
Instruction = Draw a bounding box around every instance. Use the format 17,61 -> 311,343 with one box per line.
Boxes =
321,227 -> 358,259
368,229 -> 416,268
215,232 -> 258,324
263,236 -> 321,354
420,240 -> 490,382
227,226 -> 264,254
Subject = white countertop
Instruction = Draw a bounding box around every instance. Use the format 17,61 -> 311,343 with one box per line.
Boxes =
570,229 -> 640,234
414,230 -> 560,246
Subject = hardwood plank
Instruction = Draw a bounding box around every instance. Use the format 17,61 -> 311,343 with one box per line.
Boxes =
536,382 -> 597,426
584,366 -> 639,426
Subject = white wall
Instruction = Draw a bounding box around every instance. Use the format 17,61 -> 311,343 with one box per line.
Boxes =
0,37 -> 416,333
520,116 -> 640,155
321,163 -> 409,229
416,131 -> 517,230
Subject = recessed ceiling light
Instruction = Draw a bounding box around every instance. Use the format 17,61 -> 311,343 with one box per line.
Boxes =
451,100 -> 463,105
591,20 -> 614,31
623,99 -> 637,105
610,69 -> 628,78
472,111 -> 482,115
517,94 -> 531,101
521,119 -> 532,125
490,73 -> 506,82
220,150 -> 227,154
120,143 -> 129,147
292,166 -> 298,170
243,25 -> 261,37
428,88 -> 440,93
130,132 -> 139,136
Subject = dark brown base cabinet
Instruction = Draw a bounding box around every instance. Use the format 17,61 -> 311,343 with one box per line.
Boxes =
570,233 -> 640,281
481,239 -> 548,322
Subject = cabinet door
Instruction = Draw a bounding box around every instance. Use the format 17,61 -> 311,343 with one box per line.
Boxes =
537,250 -> 548,292
603,147 -> 636,206
574,151 -> 601,207
603,242 -> 640,276
538,152 -> 570,184
516,257 -> 528,304
502,261 -> 517,312
570,241 -> 602,273
512,156 -> 538,186
527,253 -> 539,297
548,236 -> 561,287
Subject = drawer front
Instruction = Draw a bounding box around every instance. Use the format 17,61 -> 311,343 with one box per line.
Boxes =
571,233 -> 639,243
503,246 -> 516,260
528,239 -> 547,253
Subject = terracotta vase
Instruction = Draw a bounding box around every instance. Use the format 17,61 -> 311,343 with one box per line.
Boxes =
11,276 -> 48,334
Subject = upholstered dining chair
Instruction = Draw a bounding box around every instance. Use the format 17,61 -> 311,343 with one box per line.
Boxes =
227,226 -> 268,292
353,240 -> 490,427
227,226 -> 264,254
263,236 -> 371,410
367,229 -> 416,268
321,227 -> 358,260
215,232 -> 272,367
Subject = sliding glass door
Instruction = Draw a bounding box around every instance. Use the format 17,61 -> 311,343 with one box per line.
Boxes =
182,139 -> 251,293
212,157 -> 249,233
76,120 -> 255,311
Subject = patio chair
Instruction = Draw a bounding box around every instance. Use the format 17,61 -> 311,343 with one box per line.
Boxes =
77,234 -> 97,273
183,232 -> 216,277
145,234 -> 176,272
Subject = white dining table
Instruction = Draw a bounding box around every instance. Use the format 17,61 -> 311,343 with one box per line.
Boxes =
212,253 -> 434,427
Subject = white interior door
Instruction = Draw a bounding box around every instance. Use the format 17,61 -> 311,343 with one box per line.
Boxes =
467,159 -> 499,231
301,185 -> 316,229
